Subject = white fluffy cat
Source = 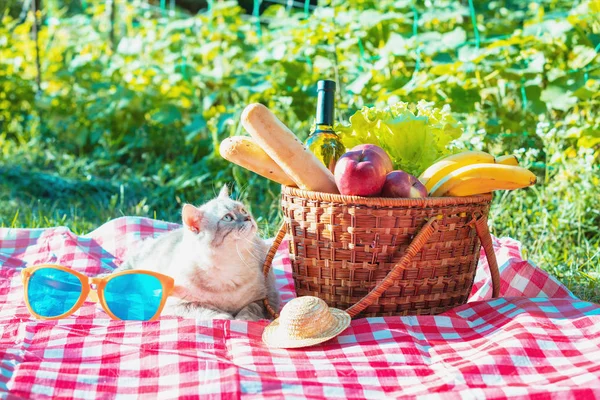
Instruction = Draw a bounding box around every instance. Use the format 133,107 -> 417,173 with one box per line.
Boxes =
117,185 -> 280,321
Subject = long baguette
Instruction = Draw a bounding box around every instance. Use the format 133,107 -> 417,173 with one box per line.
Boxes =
241,103 -> 339,194
219,136 -> 297,187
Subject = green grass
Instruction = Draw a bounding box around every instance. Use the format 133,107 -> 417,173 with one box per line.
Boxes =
0,139 -> 285,237
490,182 -> 600,302
487,139 -> 600,302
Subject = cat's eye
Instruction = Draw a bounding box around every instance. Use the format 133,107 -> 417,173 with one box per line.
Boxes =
222,214 -> 234,222
240,208 -> 248,215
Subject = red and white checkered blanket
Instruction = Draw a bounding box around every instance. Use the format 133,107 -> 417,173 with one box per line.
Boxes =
1,217 -> 599,399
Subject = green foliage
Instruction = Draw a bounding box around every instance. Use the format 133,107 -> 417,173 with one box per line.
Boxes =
0,0 -> 599,300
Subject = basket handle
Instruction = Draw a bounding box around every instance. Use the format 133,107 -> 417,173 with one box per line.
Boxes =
261,212 -> 501,320
471,213 -> 500,298
345,217 -> 440,318
345,211 -> 501,318
261,219 -> 437,319
262,221 -> 287,319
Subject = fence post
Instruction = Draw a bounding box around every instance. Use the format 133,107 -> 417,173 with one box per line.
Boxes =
109,0 -> 117,51
253,0 -> 262,38
411,5 -> 421,75
30,0 -> 45,140
468,0 -> 480,49
31,0 -> 42,94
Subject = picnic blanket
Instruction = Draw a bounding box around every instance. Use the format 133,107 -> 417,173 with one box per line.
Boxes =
1,217 -> 599,399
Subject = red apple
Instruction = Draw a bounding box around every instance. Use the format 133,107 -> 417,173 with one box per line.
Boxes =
381,170 -> 428,198
334,149 -> 387,196
351,144 -> 393,173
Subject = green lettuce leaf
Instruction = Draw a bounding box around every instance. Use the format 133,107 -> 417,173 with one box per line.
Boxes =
335,101 -> 463,176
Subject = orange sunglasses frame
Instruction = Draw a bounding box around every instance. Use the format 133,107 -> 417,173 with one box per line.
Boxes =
21,264 -> 175,321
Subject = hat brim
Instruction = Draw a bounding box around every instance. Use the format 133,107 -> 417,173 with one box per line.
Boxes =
262,307 -> 351,349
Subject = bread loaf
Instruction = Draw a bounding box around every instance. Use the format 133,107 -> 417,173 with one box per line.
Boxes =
240,103 -> 339,194
219,136 -> 296,187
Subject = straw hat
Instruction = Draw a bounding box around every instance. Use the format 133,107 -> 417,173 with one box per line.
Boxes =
262,296 -> 351,349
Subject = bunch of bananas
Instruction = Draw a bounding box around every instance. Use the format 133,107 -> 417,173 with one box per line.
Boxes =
418,151 -> 537,197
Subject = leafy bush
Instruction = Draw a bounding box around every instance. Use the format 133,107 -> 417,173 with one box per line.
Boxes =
0,0 -> 598,298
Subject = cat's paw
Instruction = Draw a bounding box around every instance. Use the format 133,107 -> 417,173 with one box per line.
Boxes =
235,303 -> 266,321
212,312 -> 234,320
195,309 -> 233,321
164,304 -> 233,321
234,313 -> 264,322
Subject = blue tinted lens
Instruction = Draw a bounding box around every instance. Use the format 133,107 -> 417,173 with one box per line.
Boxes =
27,268 -> 83,317
103,274 -> 163,321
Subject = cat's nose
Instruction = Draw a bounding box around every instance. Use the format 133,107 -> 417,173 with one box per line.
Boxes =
244,216 -> 251,222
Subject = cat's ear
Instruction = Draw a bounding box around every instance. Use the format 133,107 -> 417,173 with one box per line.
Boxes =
218,184 -> 229,199
182,204 -> 204,233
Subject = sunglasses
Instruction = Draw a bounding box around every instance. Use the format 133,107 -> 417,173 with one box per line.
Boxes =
21,265 -> 175,321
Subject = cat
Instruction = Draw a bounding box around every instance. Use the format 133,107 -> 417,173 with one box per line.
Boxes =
116,185 -> 280,321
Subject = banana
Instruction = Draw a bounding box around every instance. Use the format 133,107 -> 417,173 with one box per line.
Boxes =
418,151 -> 495,192
495,154 -> 519,166
429,163 -> 537,197
445,179 -> 521,196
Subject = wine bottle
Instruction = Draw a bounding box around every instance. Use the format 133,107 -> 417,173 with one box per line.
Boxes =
305,80 -> 345,173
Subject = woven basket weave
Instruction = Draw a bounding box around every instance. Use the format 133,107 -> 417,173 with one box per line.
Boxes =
262,186 -> 500,319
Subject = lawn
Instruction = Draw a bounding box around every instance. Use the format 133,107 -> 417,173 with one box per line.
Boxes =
1,0 -> 599,301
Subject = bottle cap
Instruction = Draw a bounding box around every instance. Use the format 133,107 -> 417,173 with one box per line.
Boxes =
317,80 -> 336,92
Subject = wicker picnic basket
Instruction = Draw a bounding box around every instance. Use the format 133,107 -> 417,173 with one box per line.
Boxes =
262,185 -> 501,319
